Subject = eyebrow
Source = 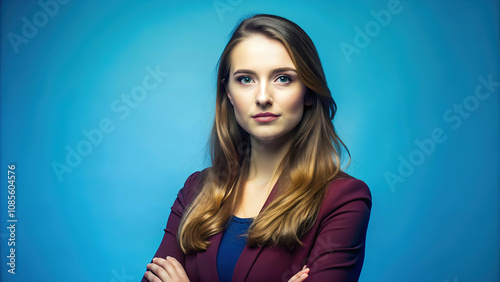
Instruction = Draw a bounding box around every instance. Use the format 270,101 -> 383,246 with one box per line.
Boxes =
233,67 -> 297,76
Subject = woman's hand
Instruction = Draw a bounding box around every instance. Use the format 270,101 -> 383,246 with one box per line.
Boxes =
144,256 -> 190,282
288,265 -> 310,282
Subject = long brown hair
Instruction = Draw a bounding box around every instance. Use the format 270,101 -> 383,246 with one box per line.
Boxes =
178,14 -> 349,253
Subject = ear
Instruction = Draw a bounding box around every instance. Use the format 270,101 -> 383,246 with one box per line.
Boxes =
227,90 -> 234,105
305,91 -> 313,106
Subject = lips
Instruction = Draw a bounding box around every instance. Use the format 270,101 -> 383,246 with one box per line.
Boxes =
252,112 -> 280,122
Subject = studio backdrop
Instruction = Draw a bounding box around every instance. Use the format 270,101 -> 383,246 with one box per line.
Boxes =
1,0 -> 499,281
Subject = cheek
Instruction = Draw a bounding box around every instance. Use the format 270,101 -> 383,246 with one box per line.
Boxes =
292,96 -> 305,110
290,105 -> 305,123
227,86 -> 245,112
229,97 -> 250,129
230,98 -> 246,117
286,91 -> 307,125
229,89 -> 253,115
289,91 -> 307,115
280,99 -> 305,129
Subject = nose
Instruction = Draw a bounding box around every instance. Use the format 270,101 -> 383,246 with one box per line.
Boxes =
256,83 -> 272,106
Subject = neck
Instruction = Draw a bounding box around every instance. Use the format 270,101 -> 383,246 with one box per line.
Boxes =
247,133 -> 293,188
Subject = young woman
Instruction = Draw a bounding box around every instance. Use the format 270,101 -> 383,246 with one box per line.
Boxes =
143,14 -> 372,282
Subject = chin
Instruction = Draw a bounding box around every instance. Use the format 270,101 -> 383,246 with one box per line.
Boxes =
251,131 -> 291,142
255,136 -> 280,141
248,132 -> 280,141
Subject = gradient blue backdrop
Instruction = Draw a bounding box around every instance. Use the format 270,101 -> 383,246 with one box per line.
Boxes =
1,0 -> 499,281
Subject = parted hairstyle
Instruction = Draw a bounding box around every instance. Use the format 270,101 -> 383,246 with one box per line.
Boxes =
178,14 -> 349,253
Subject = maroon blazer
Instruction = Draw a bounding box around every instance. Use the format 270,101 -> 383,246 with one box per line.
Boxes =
144,170 -> 372,282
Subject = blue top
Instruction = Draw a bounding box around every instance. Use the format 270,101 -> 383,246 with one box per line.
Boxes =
216,215 -> 253,282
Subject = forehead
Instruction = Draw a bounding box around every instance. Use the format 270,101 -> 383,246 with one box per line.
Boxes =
229,35 -> 295,72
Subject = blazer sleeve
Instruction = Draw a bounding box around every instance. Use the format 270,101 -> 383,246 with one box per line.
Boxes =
141,171 -> 202,282
306,178 -> 372,281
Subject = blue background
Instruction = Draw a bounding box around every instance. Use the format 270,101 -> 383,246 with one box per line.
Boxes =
1,0 -> 499,281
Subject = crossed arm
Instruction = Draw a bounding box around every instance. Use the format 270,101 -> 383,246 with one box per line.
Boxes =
143,257 -> 310,282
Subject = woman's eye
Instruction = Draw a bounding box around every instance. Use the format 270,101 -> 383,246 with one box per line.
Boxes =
238,76 -> 253,84
276,75 -> 292,84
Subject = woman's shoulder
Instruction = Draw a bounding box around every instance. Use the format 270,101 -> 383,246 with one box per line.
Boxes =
175,168 -> 209,207
321,171 -> 372,210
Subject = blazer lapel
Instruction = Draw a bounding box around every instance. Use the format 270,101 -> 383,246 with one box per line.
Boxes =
197,232 -> 223,282
231,243 -> 265,281
231,180 -> 281,281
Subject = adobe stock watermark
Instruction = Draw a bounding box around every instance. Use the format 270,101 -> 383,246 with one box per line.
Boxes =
213,0 -> 243,21
51,65 -> 169,182
6,0 -> 71,54
339,0 -> 412,64
109,267 -> 135,282
385,74 -> 500,192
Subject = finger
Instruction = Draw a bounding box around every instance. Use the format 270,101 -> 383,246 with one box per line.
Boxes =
144,270 -> 162,282
288,270 -> 304,281
166,256 -> 189,281
153,257 -> 180,281
148,260 -> 171,281
296,273 -> 309,282
288,267 -> 310,282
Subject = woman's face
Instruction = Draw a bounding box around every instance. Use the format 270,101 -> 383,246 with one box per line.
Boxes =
227,35 -> 310,142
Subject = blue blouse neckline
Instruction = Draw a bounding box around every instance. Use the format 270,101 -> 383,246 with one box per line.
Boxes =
230,215 -> 253,223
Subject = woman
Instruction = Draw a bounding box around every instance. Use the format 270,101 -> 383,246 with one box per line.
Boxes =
143,14 -> 371,282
